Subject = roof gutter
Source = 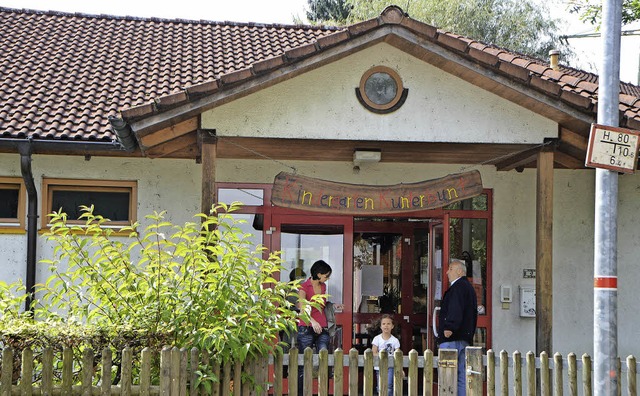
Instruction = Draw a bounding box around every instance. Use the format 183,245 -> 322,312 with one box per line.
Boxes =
0,137 -> 126,153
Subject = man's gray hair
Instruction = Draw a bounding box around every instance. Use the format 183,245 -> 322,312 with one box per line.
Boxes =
450,259 -> 467,273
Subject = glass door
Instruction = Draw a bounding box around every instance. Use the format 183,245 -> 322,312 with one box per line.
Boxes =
425,218 -> 448,352
271,214 -> 353,351
352,219 -> 441,353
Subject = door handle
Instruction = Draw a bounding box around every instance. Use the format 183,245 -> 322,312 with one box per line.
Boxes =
432,307 -> 440,338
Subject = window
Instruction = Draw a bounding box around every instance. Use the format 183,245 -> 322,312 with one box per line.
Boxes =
42,179 -> 137,227
0,177 -> 26,231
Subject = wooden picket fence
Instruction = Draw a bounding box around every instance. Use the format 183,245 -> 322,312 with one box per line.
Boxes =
0,345 -> 638,395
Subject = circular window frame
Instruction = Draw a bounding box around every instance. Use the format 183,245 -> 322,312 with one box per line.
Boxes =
358,66 -> 405,112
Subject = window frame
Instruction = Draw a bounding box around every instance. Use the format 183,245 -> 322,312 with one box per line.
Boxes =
41,178 -> 137,228
0,176 -> 26,232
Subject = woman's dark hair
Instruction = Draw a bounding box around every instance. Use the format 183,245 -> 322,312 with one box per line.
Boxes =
310,260 -> 332,280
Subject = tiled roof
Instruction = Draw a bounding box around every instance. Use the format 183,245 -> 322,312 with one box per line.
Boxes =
0,7 -> 338,142
1,5 -> 640,148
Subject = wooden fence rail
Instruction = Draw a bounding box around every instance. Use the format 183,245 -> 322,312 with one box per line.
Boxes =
0,346 -> 637,395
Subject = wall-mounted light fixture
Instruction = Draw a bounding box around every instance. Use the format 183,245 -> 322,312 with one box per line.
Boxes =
353,149 -> 382,166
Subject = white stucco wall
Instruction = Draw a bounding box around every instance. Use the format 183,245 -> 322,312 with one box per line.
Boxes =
0,153 -> 201,287
202,43 -> 557,144
2,151 -> 640,357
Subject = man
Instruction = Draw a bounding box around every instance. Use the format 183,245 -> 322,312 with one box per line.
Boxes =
437,259 -> 478,396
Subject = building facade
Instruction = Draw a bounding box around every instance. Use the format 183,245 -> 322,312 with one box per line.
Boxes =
2,5 -> 640,358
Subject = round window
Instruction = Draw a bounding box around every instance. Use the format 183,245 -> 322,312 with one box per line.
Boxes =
358,66 -> 406,113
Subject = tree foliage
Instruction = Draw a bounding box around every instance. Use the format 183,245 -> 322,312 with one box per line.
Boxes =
342,0 -> 572,59
307,0 -> 352,23
568,0 -> 640,26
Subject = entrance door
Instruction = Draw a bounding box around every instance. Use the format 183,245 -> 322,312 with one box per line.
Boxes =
352,219 -> 441,353
271,214 -> 353,351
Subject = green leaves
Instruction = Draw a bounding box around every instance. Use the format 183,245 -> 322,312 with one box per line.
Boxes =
1,203 -> 304,368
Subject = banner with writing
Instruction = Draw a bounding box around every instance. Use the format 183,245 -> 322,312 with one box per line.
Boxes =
271,170 -> 483,215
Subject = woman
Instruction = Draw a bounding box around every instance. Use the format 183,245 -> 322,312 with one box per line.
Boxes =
297,260 -> 333,352
296,260 -> 342,395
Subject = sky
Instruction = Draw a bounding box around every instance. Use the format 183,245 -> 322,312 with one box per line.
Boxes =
1,0 -> 638,84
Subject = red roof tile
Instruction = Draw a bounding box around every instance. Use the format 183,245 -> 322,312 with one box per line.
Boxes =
1,5 -> 640,147
0,7 -> 338,142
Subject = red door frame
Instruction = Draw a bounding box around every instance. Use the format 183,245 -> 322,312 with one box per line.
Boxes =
353,219 -> 436,353
216,183 -> 492,352
270,213 -> 354,352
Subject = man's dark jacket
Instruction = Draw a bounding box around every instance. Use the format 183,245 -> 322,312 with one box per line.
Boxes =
437,276 -> 478,345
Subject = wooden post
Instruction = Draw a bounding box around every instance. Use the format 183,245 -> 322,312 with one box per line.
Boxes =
466,347 -> 483,396
536,146 -> 554,356
438,348 -> 458,396
199,130 -> 217,215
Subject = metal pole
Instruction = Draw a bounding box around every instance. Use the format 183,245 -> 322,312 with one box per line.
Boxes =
594,0 -> 622,394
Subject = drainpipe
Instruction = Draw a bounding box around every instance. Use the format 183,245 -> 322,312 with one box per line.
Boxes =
17,141 -> 38,312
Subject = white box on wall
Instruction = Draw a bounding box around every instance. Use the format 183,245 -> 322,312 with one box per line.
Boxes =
519,286 -> 536,317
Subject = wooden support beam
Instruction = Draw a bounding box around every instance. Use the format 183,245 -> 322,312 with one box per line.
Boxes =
494,146 -> 540,171
553,151 -> 585,169
139,117 -> 198,150
146,132 -> 197,158
199,130 -> 217,215
560,128 -> 589,151
536,147 -> 554,355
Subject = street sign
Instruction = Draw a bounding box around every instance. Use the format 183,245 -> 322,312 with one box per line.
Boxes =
585,123 -> 640,174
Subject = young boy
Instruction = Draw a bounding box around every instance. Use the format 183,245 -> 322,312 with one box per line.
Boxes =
371,314 -> 401,396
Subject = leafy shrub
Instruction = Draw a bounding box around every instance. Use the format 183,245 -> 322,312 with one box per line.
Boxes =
0,203 -> 308,367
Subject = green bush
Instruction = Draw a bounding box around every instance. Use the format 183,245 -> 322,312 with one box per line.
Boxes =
0,203 -> 309,365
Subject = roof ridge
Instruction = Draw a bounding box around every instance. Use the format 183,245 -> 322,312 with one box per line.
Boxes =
0,6 -> 343,30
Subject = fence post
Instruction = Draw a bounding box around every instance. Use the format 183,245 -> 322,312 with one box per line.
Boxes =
379,350 -> 389,396
627,356 -> 636,396
438,348 -> 457,396
288,348 -> 298,396
80,348 -> 92,396
500,350 -> 509,396
170,347 -> 181,396
318,349 -> 329,396
62,346 -> 73,395
424,349 -> 434,396
348,348 -> 358,396
568,353 -> 577,396
1,347 -> 12,396
582,354 -> 592,396
333,349 -> 344,396
526,351 -> 536,396
393,349 -> 403,396
302,347 -> 313,396
513,351 -> 522,396
554,353 -> 563,396
487,350 -> 495,396
408,349 -> 418,396
160,346 -> 171,396
466,347 -> 483,396
21,347 -> 34,396
122,347 -> 133,396
140,348 -> 151,396
540,351 -> 550,396
100,348 -> 112,396
363,349 -> 373,396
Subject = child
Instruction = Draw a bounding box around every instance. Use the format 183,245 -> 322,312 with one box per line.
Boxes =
371,314 -> 401,396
